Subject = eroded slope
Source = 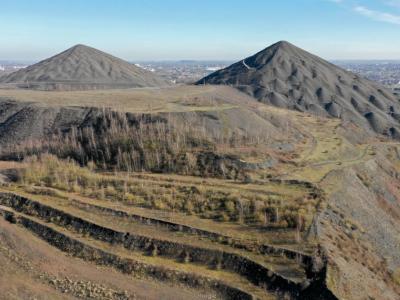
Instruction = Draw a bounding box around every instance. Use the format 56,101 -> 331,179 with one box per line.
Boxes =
198,41 -> 400,139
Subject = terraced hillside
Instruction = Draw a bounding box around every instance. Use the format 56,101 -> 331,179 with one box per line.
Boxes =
0,160 -> 334,300
0,84 -> 399,299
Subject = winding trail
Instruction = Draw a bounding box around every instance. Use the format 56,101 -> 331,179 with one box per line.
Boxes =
242,59 -> 256,71
309,145 -> 371,168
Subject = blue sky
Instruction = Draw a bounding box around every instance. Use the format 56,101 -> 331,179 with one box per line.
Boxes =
0,0 -> 399,61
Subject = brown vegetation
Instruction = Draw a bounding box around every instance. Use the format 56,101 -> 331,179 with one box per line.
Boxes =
5,109 -> 282,180
19,154 -> 318,231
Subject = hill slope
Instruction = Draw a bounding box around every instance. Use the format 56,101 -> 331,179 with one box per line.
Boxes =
0,84 -> 399,299
198,41 -> 400,138
0,44 -> 169,90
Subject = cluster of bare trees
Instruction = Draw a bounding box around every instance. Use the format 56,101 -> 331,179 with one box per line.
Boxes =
4,109 -> 278,176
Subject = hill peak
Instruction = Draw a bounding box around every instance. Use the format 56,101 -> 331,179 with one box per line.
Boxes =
61,44 -> 109,58
254,41 -> 309,61
258,40 -> 298,53
68,44 -> 93,51
72,43 -> 89,48
271,40 -> 293,48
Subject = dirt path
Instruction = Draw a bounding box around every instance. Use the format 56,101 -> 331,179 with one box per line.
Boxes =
309,144 -> 371,168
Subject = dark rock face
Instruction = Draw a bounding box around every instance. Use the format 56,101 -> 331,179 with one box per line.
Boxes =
0,100 -> 94,146
0,44 -> 170,90
198,41 -> 400,138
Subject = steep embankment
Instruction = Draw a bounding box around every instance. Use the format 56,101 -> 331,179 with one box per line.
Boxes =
316,148 -> 400,300
278,113 -> 400,299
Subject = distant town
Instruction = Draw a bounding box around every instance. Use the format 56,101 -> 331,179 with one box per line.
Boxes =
132,60 -> 232,84
0,61 -> 30,75
334,60 -> 400,90
1,59 -> 400,90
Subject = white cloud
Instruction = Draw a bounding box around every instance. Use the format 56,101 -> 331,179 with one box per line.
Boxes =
385,0 -> 400,8
354,5 -> 400,25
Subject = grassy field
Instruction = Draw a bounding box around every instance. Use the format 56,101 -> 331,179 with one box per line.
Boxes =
0,85 -> 247,113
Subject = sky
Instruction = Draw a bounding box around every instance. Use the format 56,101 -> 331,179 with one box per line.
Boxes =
0,0 -> 399,61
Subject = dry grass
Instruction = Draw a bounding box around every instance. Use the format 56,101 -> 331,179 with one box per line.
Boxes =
0,161 -> 25,170
0,85 -> 242,113
18,154 -> 317,231
393,268 -> 400,286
